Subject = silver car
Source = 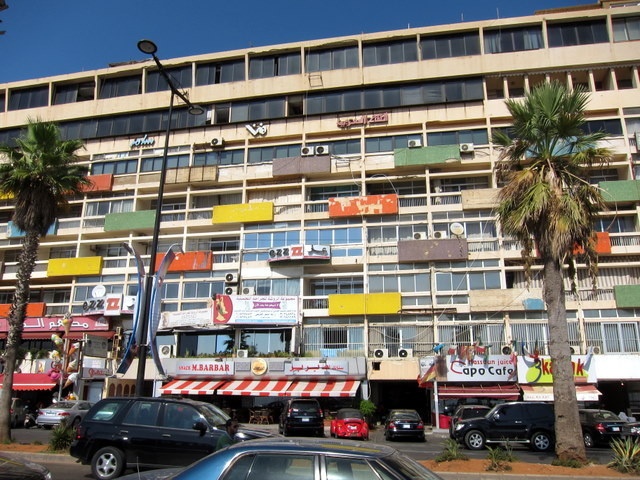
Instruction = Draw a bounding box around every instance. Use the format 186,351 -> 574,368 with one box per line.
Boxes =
37,400 -> 93,429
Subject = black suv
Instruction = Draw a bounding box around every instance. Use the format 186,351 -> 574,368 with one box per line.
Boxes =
452,401 -> 555,451
448,405 -> 491,439
70,397 -> 271,480
278,398 -> 324,437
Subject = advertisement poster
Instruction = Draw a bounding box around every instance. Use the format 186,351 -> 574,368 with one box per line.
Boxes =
214,295 -> 299,325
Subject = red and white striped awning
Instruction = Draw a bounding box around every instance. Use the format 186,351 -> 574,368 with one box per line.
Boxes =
286,379 -> 360,397
217,379 -> 292,396
0,373 -> 57,391
159,379 -> 227,395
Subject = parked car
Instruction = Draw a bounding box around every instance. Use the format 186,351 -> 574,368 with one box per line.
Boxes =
384,409 -> 426,442
0,452 -> 52,480
37,400 -> 93,429
622,421 -> 640,438
330,408 -> 369,440
116,437 -> 445,480
278,398 -> 324,437
70,396 -> 272,480
579,409 -> 627,447
448,405 -> 491,439
10,398 -> 27,428
452,401 -> 554,451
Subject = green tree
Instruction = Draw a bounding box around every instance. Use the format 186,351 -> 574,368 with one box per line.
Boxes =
492,82 -> 611,463
0,120 -> 90,443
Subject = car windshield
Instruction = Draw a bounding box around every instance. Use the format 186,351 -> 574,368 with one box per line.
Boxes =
392,412 -> 419,421
200,403 -> 230,425
593,411 -> 620,421
291,402 -> 319,413
51,402 -> 75,409
338,410 -> 362,420
462,408 -> 489,419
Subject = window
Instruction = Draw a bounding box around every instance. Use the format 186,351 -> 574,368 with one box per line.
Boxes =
91,159 -> 138,175
484,26 -> 543,53
613,16 -> 640,42
123,401 -> 160,426
309,185 -> 360,201
162,403 -> 202,429
240,329 -> 292,355
365,134 -> 422,153
249,52 -> 301,79
0,93 -> 5,113
196,59 -> 245,85
141,154 -> 189,172
183,281 -> 223,299
369,272 -> 429,293
49,247 -> 76,259
548,19 -> 609,47
427,129 -> 488,146
306,46 -> 359,72
244,230 -> 301,249
193,149 -> 244,166
8,86 -> 49,110
363,39 -> 418,66
99,75 -> 141,99
248,144 -> 302,164
53,81 -> 95,105
582,119 -> 623,136
240,278 -> 300,296
421,31 -> 480,59
146,65 -> 192,92
85,199 -> 134,216
230,98 -> 286,123
180,332 -> 235,356
310,277 -> 364,295
247,454 -> 314,480
309,139 -> 360,156
305,227 -> 362,245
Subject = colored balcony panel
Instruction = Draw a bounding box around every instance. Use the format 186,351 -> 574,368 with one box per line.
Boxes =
154,251 -> 213,272
104,210 -> 155,232
328,194 -> 398,217
398,238 -> 468,262
47,256 -> 103,277
600,180 -> 640,204
273,156 -> 331,177
8,220 -> 58,238
328,292 -> 401,316
461,188 -> 500,209
614,285 -> 640,308
212,202 -> 274,224
394,145 -> 460,167
165,166 -> 217,185
573,232 -> 611,255
80,174 -> 113,193
0,303 -> 46,318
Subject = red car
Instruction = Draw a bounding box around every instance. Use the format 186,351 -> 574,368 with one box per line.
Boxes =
330,408 -> 369,440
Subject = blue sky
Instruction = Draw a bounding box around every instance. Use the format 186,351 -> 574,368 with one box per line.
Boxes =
1,0 -> 582,84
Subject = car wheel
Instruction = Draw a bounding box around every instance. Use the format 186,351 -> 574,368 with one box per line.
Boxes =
464,430 -> 486,450
530,431 -> 553,452
282,424 -> 289,437
43,425 -> 53,430
316,428 -> 324,437
385,431 -> 393,441
583,432 -> 595,448
278,423 -> 283,434
91,446 -> 126,480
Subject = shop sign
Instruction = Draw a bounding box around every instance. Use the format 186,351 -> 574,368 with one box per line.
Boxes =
419,355 -> 516,383
337,112 -> 388,129
161,308 -> 212,329
517,355 -> 596,384
0,315 -> 109,332
82,367 -> 109,379
251,359 -> 268,376
84,334 -> 109,357
82,294 -> 135,316
214,295 -> 299,325
176,359 -> 235,376
130,135 -> 155,148
268,244 -> 330,262
285,358 -> 349,376
246,122 -> 268,137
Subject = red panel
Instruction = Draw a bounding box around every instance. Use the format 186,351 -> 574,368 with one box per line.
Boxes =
80,174 -> 114,193
154,251 -> 213,272
435,384 -> 520,399
0,303 -> 46,318
0,373 -> 57,391
328,194 -> 398,217
573,232 -> 611,255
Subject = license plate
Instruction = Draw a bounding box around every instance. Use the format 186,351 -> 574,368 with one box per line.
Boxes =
349,425 -> 357,430
402,424 -> 411,429
301,418 -> 310,422
612,426 -> 620,432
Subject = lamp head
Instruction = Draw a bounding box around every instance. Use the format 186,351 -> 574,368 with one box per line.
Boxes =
137,39 -> 158,55
188,104 -> 205,116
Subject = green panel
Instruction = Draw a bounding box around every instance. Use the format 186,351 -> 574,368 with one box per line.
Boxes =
104,210 -> 156,232
394,146 -> 461,166
614,285 -> 640,308
600,180 -> 640,203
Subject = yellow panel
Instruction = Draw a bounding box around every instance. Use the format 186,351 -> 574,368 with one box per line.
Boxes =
328,292 -> 401,316
365,293 -> 402,314
212,202 -> 274,224
328,294 -> 365,315
47,256 -> 103,277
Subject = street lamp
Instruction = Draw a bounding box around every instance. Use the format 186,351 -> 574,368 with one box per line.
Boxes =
135,39 -> 204,394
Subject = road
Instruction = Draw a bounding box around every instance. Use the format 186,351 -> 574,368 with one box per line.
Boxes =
11,425 -> 617,479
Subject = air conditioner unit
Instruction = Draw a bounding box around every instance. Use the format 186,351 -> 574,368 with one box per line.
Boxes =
413,232 -> 427,240
433,230 -> 448,239
236,349 -> 249,358
590,345 -> 602,354
225,273 -> 238,284
224,286 -> 238,295
301,146 -> 315,156
373,348 -> 388,359
459,143 -> 475,153
314,145 -> 330,155
398,348 -> 413,358
408,139 -> 422,148
569,346 -> 581,355
159,345 -> 175,359
501,345 -> 513,355
242,286 -> 255,295
210,137 -> 225,148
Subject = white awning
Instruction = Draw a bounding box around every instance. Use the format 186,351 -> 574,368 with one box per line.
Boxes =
286,379 -> 360,397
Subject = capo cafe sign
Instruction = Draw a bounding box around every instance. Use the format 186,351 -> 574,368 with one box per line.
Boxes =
419,355 -> 516,382
268,244 -> 330,262
337,112 -> 388,129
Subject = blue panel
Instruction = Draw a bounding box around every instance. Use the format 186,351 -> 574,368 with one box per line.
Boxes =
523,298 -> 545,310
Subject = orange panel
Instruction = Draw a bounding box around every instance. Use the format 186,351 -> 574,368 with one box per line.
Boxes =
154,251 -> 213,272
0,303 -> 46,318
328,194 -> 398,217
80,174 -> 114,193
573,232 -> 611,255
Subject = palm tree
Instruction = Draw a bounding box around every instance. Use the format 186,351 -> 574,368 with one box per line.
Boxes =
0,120 -> 90,442
493,82 -> 611,463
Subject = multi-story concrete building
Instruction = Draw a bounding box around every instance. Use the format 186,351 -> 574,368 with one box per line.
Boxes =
1,1 -> 639,424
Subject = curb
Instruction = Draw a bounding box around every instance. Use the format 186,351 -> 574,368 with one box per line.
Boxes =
1,451 -> 78,465
437,475 -> 640,480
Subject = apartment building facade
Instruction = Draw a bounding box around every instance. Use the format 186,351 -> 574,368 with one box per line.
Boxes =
1,1 -> 640,422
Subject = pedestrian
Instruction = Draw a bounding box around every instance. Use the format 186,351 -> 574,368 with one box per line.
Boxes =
215,418 -> 239,451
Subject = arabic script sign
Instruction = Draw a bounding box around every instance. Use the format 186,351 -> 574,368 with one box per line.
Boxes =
214,295 -> 299,325
284,359 -> 349,376
0,315 -> 109,332
337,112 -> 388,129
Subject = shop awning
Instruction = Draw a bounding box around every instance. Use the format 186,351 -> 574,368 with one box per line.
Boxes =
0,373 -> 57,391
159,379 -> 227,395
217,379 -> 292,396
521,384 -> 601,402
286,379 -> 360,397
436,384 -> 520,399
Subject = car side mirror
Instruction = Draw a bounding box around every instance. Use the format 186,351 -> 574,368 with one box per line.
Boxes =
193,420 -> 208,435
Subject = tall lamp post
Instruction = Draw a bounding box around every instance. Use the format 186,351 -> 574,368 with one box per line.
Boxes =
135,39 -> 204,395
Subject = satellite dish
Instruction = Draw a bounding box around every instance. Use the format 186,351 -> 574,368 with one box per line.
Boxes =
450,222 -> 464,236
92,285 -> 107,298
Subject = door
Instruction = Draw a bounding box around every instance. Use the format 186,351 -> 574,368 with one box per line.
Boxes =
119,400 -> 162,466
487,404 -> 527,441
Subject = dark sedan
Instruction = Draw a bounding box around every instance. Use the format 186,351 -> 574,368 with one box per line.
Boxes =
117,437 -> 443,480
579,409 -> 627,447
384,409 -> 426,442
0,452 -> 51,480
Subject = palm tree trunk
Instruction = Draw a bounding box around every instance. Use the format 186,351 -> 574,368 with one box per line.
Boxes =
0,231 -> 40,443
543,255 -> 587,462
